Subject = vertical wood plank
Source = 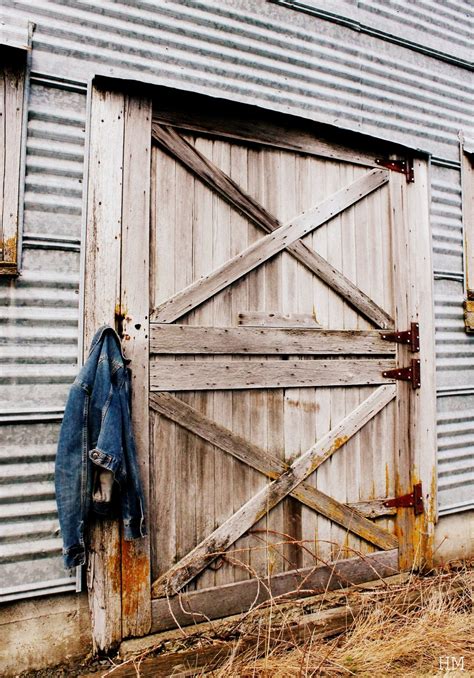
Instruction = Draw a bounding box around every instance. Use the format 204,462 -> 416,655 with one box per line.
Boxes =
389,172 -> 414,570
406,160 -> 437,567
247,145 -> 270,579
1,54 -> 25,270
262,148 -> 286,575
230,143 -> 252,581
120,94 -> 152,639
192,136 -> 215,590
211,139 -> 234,587
84,85 -> 125,652
150,147 -> 177,582
173,147 -> 194,588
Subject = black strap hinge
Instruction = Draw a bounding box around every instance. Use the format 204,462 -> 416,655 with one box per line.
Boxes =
382,358 -> 420,389
383,483 -> 424,515
381,322 -> 419,352
375,157 -> 414,183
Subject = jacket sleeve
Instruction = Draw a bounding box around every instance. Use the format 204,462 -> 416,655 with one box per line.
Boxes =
55,381 -> 89,568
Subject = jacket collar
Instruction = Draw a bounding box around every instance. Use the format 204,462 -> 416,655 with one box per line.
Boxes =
88,325 -> 127,361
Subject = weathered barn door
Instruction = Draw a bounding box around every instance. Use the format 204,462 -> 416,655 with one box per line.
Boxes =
84,83 -> 436,647
146,114 -> 436,631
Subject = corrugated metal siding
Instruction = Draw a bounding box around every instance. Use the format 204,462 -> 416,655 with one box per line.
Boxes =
0,0 -> 471,594
0,81 -> 86,600
277,0 -> 472,63
0,0 -> 472,161
431,163 -> 474,514
0,14 -> 30,50
437,394 -> 474,515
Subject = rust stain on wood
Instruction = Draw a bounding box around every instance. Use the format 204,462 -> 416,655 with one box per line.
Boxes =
0,234 -> 17,262
121,540 -> 150,621
285,398 -> 320,413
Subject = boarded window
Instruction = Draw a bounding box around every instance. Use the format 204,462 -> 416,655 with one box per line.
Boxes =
0,46 -> 26,276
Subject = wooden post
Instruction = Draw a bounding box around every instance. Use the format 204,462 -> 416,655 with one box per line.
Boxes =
389,162 -> 437,571
84,85 -> 125,653
84,82 -> 153,651
120,93 -> 152,638
406,160 -> 437,568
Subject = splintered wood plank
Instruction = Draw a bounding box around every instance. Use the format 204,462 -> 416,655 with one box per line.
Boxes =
149,325 -> 395,355
238,311 -> 321,327
150,549 -> 398,630
84,86 -> 125,653
149,393 -> 397,552
151,385 -> 396,596
120,94 -> 152,638
151,125 -> 392,328
151,168 -> 390,323
150,358 -> 396,391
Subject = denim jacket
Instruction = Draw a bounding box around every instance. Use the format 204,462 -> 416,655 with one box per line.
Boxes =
55,326 -> 146,568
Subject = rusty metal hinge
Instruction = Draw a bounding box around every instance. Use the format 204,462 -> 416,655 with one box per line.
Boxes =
381,322 -> 419,352
382,358 -> 421,389
383,483 -> 424,515
375,157 -> 414,183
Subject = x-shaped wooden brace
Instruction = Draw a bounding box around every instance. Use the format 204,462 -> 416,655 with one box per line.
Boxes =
150,124 -> 393,329
151,385 -> 397,597
149,125 -> 397,598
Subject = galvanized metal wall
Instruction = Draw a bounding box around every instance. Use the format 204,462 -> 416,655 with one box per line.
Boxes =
0,0 -> 472,599
0,79 -> 86,601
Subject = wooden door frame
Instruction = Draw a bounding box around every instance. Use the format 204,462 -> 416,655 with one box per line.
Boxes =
83,77 -> 437,651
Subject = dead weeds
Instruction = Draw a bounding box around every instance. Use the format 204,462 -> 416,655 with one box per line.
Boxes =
111,561 -> 473,678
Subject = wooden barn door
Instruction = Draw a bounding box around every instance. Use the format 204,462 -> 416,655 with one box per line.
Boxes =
146,120 -> 436,631
83,84 -> 436,648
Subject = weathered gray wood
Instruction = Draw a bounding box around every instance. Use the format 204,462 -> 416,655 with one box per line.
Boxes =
289,240 -> 394,329
151,164 -> 390,323
238,311 -> 321,327
152,110 -> 381,167
0,54 -> 25,273
151,549 -> 398,629
151,125 -> 393,328
84,86 -> 125,653
150,325 -> 395,355
150,358 -> 396,391
120,94 -> 152,639
150,392 -> 398,550
347,500 -> 397,519
151,385 -> 396,596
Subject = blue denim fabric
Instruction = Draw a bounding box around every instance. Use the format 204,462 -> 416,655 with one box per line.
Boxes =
55,326 -> 146,568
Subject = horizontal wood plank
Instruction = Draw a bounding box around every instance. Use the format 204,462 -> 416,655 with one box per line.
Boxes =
151,549 -> 398,628
238,311 -> 321,327
151,125 -> 392,328
151,385 -> 396,595
150,358 -> 396,390
152,111 -> 381,167
150,392 -> 398,550
150,325 -> 395,355
151,161 -> 389,323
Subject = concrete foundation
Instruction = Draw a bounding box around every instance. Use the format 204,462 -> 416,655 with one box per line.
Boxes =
0,592 -> 91,677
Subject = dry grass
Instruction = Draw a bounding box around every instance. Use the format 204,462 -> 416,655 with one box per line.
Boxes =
205,567 -> 473,677
106,555 -> 473,678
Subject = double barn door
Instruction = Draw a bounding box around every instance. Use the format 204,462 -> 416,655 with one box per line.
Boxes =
84,86 -> 436,645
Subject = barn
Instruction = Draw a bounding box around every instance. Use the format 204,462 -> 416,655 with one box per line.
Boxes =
0,1 -> 473,673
